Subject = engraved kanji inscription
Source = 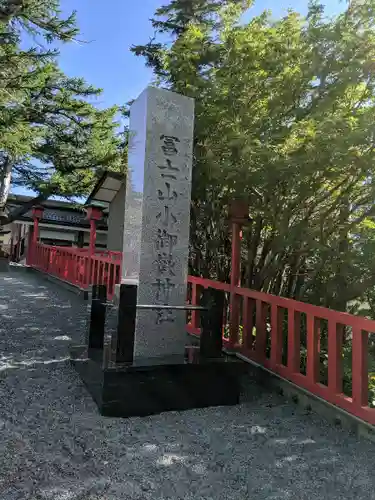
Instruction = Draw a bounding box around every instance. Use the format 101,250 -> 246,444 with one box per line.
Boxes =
155,251 -> 176,276
160,135 -> 180,156
156,308 -> 175,324
156,206 -> 177,227
152,277 -> 175,303
155,229 -> 177,252
158,182 -> 177,202
157,159 -> 179,180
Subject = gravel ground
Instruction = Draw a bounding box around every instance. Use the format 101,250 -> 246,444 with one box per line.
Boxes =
1,269 -> 375,500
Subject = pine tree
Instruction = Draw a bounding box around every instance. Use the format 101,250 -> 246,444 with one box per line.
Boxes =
133,0 -> 375,313
152,0 -> 247,34
131,0 -> 251,80
0,1 -> 122,222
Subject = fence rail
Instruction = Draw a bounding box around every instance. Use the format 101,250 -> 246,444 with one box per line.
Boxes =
29,242 -> 375,426
187,276 -> 375,426
31,243 -> 121,299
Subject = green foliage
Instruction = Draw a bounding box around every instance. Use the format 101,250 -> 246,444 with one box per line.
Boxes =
143,0 -> 375,404
134,0 -> 375,313
0,0 -> 78,41
0,0 -> 122,217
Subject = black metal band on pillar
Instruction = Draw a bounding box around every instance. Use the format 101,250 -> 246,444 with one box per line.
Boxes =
115,283 -> 137,363
200,287 -> 224,359
88,284 -> 107,350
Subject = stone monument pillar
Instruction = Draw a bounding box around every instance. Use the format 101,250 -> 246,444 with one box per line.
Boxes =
71,86 -> 244,418
121,86 -> 194,362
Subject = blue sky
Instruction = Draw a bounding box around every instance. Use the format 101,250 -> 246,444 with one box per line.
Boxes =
56,0 -> 344,109
13,0 -> 344,197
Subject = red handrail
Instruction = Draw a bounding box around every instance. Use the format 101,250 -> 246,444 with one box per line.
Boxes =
29,242 -> 375,426
187,276 -> 375,426
31,243 -> 122,300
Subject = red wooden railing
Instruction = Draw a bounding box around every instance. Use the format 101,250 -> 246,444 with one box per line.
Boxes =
188,276 -> 375,426
31,242 -> 122,300
29,242 -> 375,426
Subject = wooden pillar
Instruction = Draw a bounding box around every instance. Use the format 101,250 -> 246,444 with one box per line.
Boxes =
85,204 -> 103,256
33,217 -> 39,245
85,204 -> 103,287
29,205 -> 44,265
89,219 -> 97,256
230,221 -> 241,288
228,200 -> 250,348
32,206 -> 44,242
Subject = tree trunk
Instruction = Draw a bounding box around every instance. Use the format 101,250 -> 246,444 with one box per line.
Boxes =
286,254 -> 303,298
294,262 -> 307,300
0,156 -> 13,218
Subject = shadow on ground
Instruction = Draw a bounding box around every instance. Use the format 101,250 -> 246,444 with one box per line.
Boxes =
0,269 -> 374,500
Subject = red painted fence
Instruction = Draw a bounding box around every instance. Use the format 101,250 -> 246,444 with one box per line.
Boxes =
188,276 -> 375,426
29,242 -> 375,426
31,242 -> 122,300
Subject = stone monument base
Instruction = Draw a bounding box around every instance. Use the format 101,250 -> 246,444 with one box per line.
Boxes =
70,346 -> 245,418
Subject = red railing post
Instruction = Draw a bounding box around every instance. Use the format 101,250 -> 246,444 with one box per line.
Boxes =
328,321 -> 343,395
307,314 -> 320,384
28,205 -> 44,266
242,297 -> 255,351
33,218 -> 39,247
85,204 -> 103,289
32,206 -> 44,244
229,221 -> 241,346
191,283 -> 203,331
288,309 -> 301,373
228,201 -> 250,349
255,299 -> 267,361
352,327 -> 368,408
85,255 -> 91,288
89,219 -> 97,257
270,304 -> 283,368
230,221 -> 241,289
